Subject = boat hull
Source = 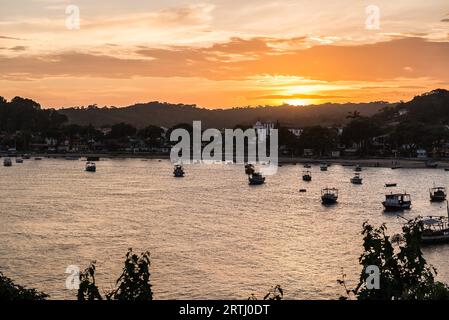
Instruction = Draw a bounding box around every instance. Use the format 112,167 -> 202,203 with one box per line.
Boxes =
382,202 -> 411,211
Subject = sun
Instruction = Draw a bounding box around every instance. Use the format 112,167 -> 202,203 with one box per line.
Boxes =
285,99 -> 310,106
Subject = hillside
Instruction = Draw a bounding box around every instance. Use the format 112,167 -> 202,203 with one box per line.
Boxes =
59,101 -> 391,129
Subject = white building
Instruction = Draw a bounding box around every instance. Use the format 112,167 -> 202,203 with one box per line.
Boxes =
253,121 -> 275,137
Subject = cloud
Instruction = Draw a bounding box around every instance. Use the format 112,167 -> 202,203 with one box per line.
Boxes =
0,36 -> 448,84
0,35 -> 23,40
9,46 -> 27,51
254,93 -> 349,100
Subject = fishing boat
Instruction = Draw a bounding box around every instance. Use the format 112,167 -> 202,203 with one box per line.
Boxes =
420,202 -> 449,245
34,157 -> 42,161
445,168 -> 449,172
22,154 -> 31,160
85,161 -> 96,172
303,163 -> 311,169
15,157 -> 24,164
385,183 -> 397,188
87,156 -> 100,161
354,165 -> 362,172
302,170 -> 312,182
350,173 -> 363,184
248,172 -> 266,185
321,188 -> 338,204
3,158 -> 12,167
173,165 -> 185,177
430,186 -> 447,202
66,156 -> 80,161
320,163 -> 328,171
382,192 -> 411,211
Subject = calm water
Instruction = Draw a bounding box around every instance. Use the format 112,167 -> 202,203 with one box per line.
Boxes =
1,158 -> 449,300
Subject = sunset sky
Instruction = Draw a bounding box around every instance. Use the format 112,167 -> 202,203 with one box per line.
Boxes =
0,0 -> 448,108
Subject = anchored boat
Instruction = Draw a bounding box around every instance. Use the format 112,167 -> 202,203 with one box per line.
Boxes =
302,170 -> 312,182
173,165 -> 185,177
320,163 -> 328,171
3,158 -> 12,167
350,173 -> 363,184
382,192 -> 411,211
15,157 -> 23,164
354,165 -> 362,172
248,172 -> 266,185
430,186 -> 447,202
85,161 -> 96,172
321,188 -> 338,204
420,202 -> 449,245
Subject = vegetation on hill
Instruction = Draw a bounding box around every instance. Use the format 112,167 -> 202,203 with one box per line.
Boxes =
58,101 -> 390,129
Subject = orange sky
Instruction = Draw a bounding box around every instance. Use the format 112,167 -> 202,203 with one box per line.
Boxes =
0,0 -> 448,108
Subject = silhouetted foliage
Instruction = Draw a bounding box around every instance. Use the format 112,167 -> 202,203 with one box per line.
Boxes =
77,262 -> 103,301
249,285 -> 284,300
76,249 -> 152,301
0,272 -> 48,301
339,220 -> 449,300
106,249 -> 152,301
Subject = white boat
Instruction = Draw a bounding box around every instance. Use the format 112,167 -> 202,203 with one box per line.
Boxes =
382,193 -> 411,211
15,157 -> 24,164
350,173 -> 363,184
320,163 -> 328,171
321,188 -> 338,204
3,158 -> 12,167
85,161 -> 96,172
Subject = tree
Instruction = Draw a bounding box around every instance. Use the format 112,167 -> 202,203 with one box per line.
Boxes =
298,126 -> 336,156
77,249 -> 153,301
0,272 -> 48,300
339,220 -> 449,300
342,118 -> 382,155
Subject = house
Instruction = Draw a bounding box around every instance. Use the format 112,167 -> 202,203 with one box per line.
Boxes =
288,128 -> 303,137
303,149 -> 313,157
416,149 -> 427,158
253,121 -> 275,138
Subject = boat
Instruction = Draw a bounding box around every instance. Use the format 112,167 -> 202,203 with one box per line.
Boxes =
22,154 -> 31,160
3,158 -> 12,167
354,165 -> 362,172
430,186 -> 447,202
385,183 -> 397,188
445,168 -> 449,172
87,156 -> 100,161
303,164 -> 311,169
299,189 -> 307,193
85,161 -> 96,172
248,172 -> 265,185
425,160 -> 438,168
350,173 -> 363,184
320,163 -> 328,171
34,157 -> 42,161
321,188 -> 338,204
173,165 -> 185,177
382,192 -> 411,211
302,170 -> 312,182
15,157 -> 24,164
420,202 -> 449,245
66,156 -> 80,160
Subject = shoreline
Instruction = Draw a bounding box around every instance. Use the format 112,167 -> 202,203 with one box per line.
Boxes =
2,152 -> 449,169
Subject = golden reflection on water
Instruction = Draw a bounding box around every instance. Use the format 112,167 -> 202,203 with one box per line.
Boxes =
1,159 -> 449,299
